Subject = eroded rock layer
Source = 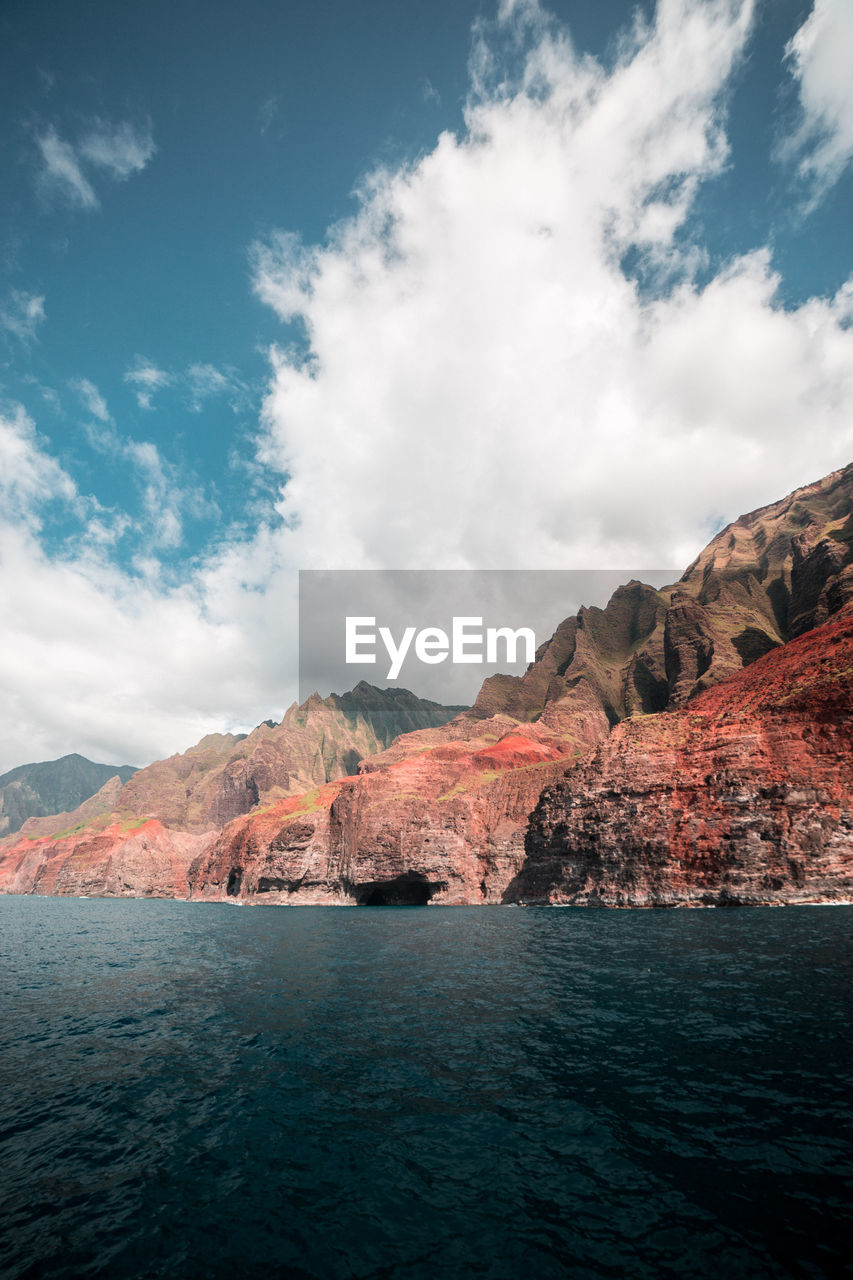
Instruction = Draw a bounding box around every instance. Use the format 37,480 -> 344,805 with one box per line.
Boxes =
509,607 -> 853,906
0,819 -> 213,899
1,463 -> 851,905
186,732 -> 572,905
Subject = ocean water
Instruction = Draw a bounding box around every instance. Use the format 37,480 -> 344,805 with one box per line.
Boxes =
0,900 -> 851,1280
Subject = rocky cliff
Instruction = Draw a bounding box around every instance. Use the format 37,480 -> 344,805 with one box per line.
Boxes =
1,464 -> 851,905
0,817 -> 212,899
99,682 -> 466,831
185,730 -> 572,905
507,605 -> 853,906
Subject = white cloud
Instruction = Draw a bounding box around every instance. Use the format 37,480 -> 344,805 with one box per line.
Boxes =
125,438 -> 187,550
259,96 -> 278,135
70,378 -> 195,551
36,127 -> 98,208
78,119 -> 156,179
0,406 -> 76,524
71,376 -> 111,424
0,519 -> 284,772
123,356 -> 246,413
784,0 -> 853,196
186,362 -> 230,405
0,395 -> 270,770
35,119 -> 155,210
3,0 -> 853,774
124,356 -> 172,410
249,0 -> 852,571
0,290 -> 46,344
184,362 -> 239,411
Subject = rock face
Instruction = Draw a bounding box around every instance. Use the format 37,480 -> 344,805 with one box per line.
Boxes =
1,464 -> 851,906
509,607 -> 853,906
114,682 -> 466,830
0,754 -> 138,837
0,819 -> 213,899
186,732 -> 573,905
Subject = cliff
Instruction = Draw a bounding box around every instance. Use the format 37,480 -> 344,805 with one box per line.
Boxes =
508,606 -> 853,906
102,682 -> 466,831
0,817 -> 213,899
1,464 -> 851,906
185,730 -> 572,905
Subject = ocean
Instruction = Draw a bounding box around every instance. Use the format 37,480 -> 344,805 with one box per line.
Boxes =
1,898 -> 851,1279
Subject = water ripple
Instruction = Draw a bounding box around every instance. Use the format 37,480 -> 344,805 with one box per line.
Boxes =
0,900 -> 851,1279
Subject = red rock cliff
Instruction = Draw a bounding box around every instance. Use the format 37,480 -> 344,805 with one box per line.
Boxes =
508,607 -> 853,906
2,464 -> 851,906
186,733 -> 572,904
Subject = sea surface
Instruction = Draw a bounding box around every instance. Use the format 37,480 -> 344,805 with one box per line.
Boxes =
1,899 -> 851,1280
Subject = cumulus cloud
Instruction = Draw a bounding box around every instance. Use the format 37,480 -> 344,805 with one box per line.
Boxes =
0,395 -> 272,769
0,395 -> 291,770
784,0 -> 853,196
250,0 -> 853,571
0,518 -> 287,771
4,0 -> 853,772
124,356 -> 172,410
0,406 -> 76,523
0,289 -> 46,344
35,119 -> 155,210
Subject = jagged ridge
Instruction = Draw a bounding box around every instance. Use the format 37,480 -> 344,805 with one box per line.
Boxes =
1,463 -> 851,905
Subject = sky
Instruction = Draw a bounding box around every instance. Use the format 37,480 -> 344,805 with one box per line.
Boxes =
0,0 -> 851,772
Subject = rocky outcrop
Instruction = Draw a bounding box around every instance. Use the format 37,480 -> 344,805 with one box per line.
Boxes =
186,732 -> 573,905
0,819 -> 213,898
1,464 -> 851,906
508,607 -> 853,906
114,682 -> 466,830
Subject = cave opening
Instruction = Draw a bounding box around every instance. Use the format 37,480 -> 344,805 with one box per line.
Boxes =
226,868 -> 242,896
355,871 -> 443,906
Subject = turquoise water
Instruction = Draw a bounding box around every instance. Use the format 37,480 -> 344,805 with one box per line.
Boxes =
1,899 -> 851,1279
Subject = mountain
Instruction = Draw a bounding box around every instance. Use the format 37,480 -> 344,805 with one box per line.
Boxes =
1,464 -> 851,905
510,602 -> 853,905
180,463 -> 853,906
339,463 -> 853,775
186,601 -> 853,907
0,684 -> 465,848
113,682 -> 467,830
443,460 -> 853,736
0,754 -> 138,837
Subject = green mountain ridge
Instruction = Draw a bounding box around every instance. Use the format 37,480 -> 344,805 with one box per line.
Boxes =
0,753 -> 139,837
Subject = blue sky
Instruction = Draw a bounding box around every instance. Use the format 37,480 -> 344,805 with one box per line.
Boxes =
0,0 -> 851,770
